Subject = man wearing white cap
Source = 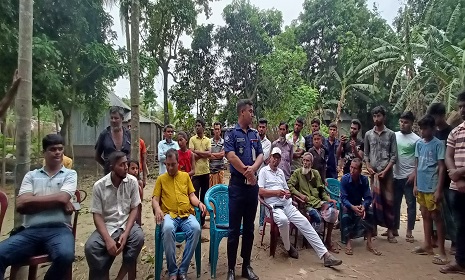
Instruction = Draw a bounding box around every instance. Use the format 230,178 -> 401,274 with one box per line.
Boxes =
258,147 -> 342,267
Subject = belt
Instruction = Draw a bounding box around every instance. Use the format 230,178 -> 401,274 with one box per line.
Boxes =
230,174 -> 255,186
274,205 -> 284,209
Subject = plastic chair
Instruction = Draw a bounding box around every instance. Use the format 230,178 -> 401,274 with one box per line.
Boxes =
258,196 -> 298,256
10,189 -> 87,280
0,191 -> 8,235
204,184 -> 240,279
292,195 -> 325,247
326,178 -> 348,243
154,207 -> 201,280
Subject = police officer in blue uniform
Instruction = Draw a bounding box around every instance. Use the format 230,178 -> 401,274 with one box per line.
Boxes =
224,99 -> 263,280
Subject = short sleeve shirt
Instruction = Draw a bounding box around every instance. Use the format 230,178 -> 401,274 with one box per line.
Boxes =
224,124 -> 263,177
189,135 -> 211,176
210,138 -> 225,172
415,137 -> 445,193
91,173 -> 141,235
394,132 -> 420,179
447,123 -> 465,190
271,139 -> 293,180
18,167 -> 77,227
152,171 -> 195,218
95,127 -> 131,174
258,166 -> 289,206
341,139 -> 364,174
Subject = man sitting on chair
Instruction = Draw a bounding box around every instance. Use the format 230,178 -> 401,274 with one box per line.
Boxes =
0,134 -> 77,280
152,148 -> 207,280
258,147 -> 342,267
288,152 -> 339,253
85,151 -> 144,280
340,158 -> 380,256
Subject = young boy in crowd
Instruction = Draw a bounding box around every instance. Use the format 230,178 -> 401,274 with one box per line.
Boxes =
309,131 -> 327,182
413,115 -> 449,265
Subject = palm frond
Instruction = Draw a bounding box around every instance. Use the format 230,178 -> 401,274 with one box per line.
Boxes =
446,3 -> 461,37
329,67 -> 341,83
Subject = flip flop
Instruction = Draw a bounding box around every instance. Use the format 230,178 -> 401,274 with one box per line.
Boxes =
345,247 -> 354,255
326,242 -> 340,254
406,234 -> 415,243
440,263 -> 465,275
432,254 -> 450,265
412,246 -> 434,255
366,246 -> 382,256
387,236 -> 398,243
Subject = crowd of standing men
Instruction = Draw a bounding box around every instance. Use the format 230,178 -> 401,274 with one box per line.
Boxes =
1,88 -> 465,280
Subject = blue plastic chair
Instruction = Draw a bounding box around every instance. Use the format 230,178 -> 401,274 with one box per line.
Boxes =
154,207 -> 202,280
204,184 -> 241,279
325,178 -> 345,243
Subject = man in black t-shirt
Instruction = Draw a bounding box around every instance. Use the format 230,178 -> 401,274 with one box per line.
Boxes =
428,103 -> 456,254
337,119 -> 364,174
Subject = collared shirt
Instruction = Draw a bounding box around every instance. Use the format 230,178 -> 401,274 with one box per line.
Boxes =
288,168 -> 329,208
224,124 -> 263,178
95,126 -> 131,174
393,131 -> 420,179
286,132 -> 305,172
210,137 -> 225,172
340,173 -> 372,210
325,137 -> 339,175
18,167 -> 77,228
158,139 -> 180,175
189,135 -> 211,176
416,137 -> 445,193
258,165 -> 290,206
271,138 -> 293,180
91,173 -> 141,235
259,136 -> 272,171
447,123 -> 465,190
152,171 -> 195,219
436,125 -> 453,190
364,126 -> 397,172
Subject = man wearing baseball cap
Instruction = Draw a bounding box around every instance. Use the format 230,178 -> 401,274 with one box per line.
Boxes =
258,147 -> 342,266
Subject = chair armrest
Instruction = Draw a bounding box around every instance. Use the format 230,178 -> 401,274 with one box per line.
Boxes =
79,190 -> 88,203
258,196 -> 272,211
292,195 -> 306,207
194,207 -> 201,223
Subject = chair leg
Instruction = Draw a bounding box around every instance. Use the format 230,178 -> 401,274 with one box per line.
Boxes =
155,238 -> 163,280
260,221 -> 266,246
270,225 -> 278,257
28,265 -> 38,280
211,239 -> 220,279
10,265 -> 18,280
195,234 -> 201,278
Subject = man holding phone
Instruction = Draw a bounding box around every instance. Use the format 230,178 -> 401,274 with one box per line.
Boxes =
337,119 -> 364,175
85,151 -> 144,280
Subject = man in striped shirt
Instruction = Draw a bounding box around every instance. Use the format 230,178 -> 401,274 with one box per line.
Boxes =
441,90 -> 465,275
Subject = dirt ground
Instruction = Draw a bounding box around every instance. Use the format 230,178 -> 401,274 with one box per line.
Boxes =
0,170 -> 462,280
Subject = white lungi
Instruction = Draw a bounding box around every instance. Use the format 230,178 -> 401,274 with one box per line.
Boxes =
272,202 -> 328,259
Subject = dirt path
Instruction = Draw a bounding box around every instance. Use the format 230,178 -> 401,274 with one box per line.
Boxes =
0,172 -> 460,280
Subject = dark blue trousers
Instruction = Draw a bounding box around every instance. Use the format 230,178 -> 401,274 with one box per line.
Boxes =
227,176 -> 258,269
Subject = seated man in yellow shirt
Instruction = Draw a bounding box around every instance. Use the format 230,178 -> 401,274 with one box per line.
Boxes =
43,154 -> 73,169
152,148 -> 206,280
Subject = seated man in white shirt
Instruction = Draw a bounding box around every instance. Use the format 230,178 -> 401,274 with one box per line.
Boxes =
258,147 -> 342,267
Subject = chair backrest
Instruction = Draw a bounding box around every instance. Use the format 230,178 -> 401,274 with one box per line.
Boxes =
0,191 -> 8,235
325,178 -> 341,201
204,184 -> 229,227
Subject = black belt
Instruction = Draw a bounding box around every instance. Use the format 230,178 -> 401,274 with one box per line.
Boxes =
274,205 -> 284,209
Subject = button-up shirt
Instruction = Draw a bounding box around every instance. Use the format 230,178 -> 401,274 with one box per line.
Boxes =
224,124 -> 263,178
91,173 -> 141,235
288,168 -> 329,208
340,173 -> 372,211
152,171 -> 195,219
95,126 -> 131,174
364,126 -> 397,172
271,138 -> 293,180
18,167 -> 77,228
447,122 -> 465,191
189,135 -> 211,176
258,165 -> 290,206
158,139 -> 180,175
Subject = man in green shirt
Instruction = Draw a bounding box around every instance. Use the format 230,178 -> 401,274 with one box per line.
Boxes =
288,152 -> 339,253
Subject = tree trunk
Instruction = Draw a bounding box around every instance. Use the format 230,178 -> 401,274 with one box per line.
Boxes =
335,88 -> 346,129
37,106 -> 40,156
15,1 -> 33,277
2,119 -> 6,189
163,66 -> 169,125
61,110 -> 73,158
130,0 -> 140,161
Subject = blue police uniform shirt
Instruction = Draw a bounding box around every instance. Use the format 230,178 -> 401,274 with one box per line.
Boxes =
224,123 -> 263,177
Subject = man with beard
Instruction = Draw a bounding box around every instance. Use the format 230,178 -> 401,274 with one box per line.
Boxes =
392,111 -> 420,243
189,118 -> 211,227
257,118 -> 272,235
441,90 -> 465,275
224,99 -> 263,280
288,153 -> 339,253
428,103 -> 456,254
271,122 -> 293,180
286,117 -> 306,173
95,106 -> 131,174
152,149 -> 206,280
0,134 -> 77,280
337,119 -> 364,175
364,106 -> 398,243
85,151 -> 144,280
259,148 -> 342,266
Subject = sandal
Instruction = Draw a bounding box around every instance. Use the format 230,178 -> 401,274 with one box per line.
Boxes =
412,246 -> 434,255
381,230 -> 399,237
387,236 -> 398,243
440,262 -> 465,275
345,247 -> 353,255
366,246 -> 382,256
326,242 -> 340,254
405,234 -> 415,243
432,254 -> 450,265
